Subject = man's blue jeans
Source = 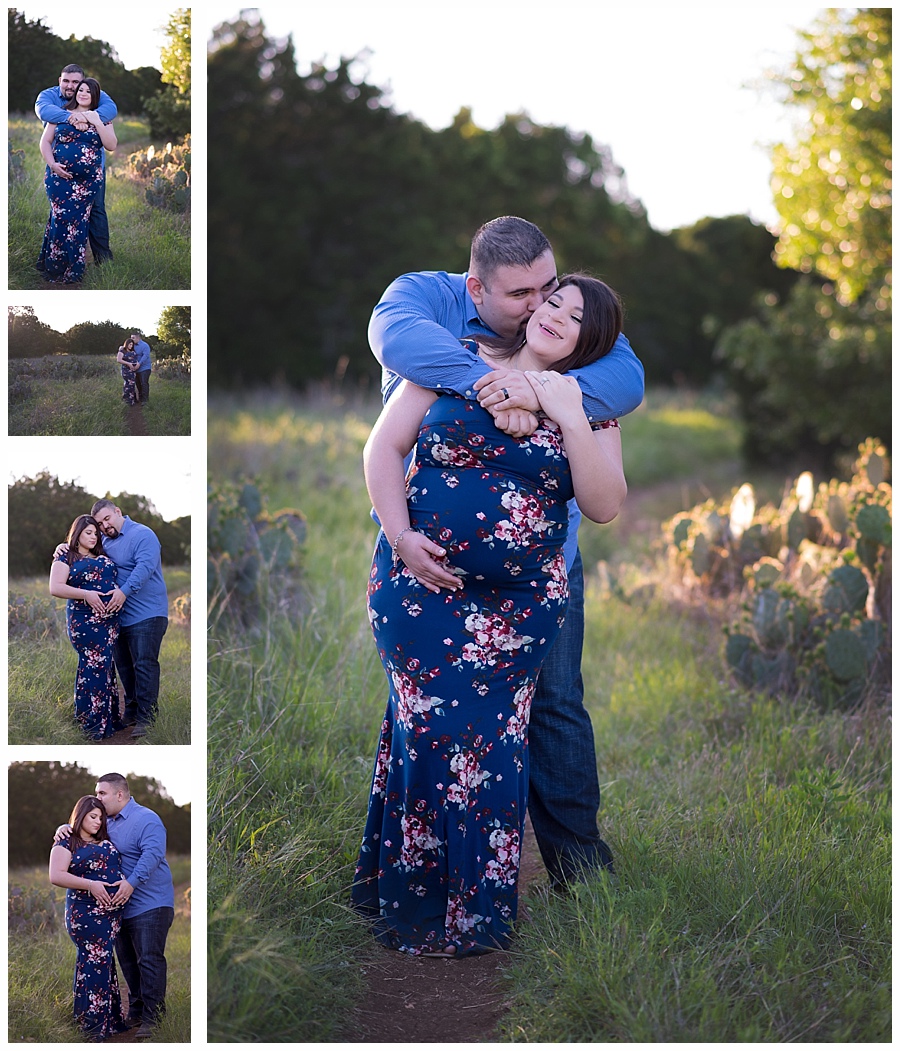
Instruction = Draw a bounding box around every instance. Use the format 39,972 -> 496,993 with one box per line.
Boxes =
116,906 -> 174,1024
528,551 -> 614,884
88,167 -> 113,262
136,369 -> 151,402
114,617 -> 168,727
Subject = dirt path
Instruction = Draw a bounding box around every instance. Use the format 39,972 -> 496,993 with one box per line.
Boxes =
341,820 -> 547,1043
126,404 -> 148,435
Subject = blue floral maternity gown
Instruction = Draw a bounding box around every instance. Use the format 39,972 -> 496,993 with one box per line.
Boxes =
53,552 -> 122,739
120,347 -> 139,404
37,124 -> 104,284
352,394 -> 574,955
59,835 -> 129,1040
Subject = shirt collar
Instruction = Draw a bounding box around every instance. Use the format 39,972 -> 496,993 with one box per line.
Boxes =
110,797 -> 136,822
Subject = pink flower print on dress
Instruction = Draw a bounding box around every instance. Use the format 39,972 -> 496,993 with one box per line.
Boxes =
484,826 -> 521,886
391,669 -> 445,730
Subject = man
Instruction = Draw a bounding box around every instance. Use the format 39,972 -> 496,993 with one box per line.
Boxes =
369,216 -> 644,885
91,500 -> 169,737
35,63 -> 117,265
57,773 -> 176,1040
130,331 -> 153,403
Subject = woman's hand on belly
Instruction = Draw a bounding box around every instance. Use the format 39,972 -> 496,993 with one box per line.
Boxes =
396,531 -> 463,594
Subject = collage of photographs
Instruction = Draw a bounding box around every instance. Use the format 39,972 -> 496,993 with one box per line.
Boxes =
8,3 -> 893,1048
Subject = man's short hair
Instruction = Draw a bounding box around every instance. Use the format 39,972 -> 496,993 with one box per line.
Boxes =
96,772 -> 130,795
61,64 -> 86,76
469,216 -> 553,288
90,498 -> 118,516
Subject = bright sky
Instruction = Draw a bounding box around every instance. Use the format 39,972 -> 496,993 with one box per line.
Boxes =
206,2 -> 826,231
12,293 -> 187,336
7,436 -> 194,521
17,3 -> 177,70
8,752 -> 195,805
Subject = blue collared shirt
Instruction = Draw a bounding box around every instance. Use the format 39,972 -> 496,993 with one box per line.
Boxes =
368,270 -> 645,567
101,516 -> 169,626
106,798 -> 175,918
132,339 -> 152,372
35,86 -> 118,170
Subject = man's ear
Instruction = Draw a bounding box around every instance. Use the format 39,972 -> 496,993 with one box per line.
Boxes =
466,274 -> 485,305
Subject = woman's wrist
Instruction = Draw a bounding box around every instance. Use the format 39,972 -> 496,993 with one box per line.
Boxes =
391,526 -> 417,563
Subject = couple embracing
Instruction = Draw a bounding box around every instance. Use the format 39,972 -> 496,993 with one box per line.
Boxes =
117,331 -> 153,406
49,501 -> 168,740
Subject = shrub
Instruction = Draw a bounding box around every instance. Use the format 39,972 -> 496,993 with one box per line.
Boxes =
663,439 -> 891,709
208,480 -> 307,626
8,884 -> 59,934
8,596 -> 62,640
125,136 -> 191,213
156,352 -> 191,380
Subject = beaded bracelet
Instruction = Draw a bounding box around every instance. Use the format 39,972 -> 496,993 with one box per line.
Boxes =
391,526 -> 417,564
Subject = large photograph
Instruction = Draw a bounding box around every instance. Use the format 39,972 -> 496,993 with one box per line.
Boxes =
205,5 -> 890,1044
8,6 -> 191,290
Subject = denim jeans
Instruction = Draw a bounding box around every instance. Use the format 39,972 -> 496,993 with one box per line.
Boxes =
528,551 -> 614,884
114,617 -> 168,726
88,168 -> 113,262
135,370 -> 151,402
116,906 -> 173,1024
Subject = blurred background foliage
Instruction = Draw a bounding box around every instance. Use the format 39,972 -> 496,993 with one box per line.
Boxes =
207,8 -> 890,472
7,472 -> 191,577
8,7 -> 191,139
7,761 -> 191,867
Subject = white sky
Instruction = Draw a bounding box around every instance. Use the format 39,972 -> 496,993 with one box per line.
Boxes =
7,436 -> 194,521
206,1 -> 827,231
15,3 -> 178,70
8,752 -> 195,805
12,293 -> 188,336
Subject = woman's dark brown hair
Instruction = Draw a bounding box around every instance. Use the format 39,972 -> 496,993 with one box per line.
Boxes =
65,77 -> 101,112
474,273 -> 624,373
66,515 -> 103,560
68,796 -> 109,842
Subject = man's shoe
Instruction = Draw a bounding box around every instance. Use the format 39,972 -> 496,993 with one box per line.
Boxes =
125,1015 -> 142,1029
131,724 -> 150,738
134,1021 -> 155,1039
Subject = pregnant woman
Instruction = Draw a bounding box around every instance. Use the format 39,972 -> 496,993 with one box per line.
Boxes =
49,795 -> 129,1041
352,274 -> 628,956
49,515 -> 123,739
118,337 -> 140,405
37,77 -> 117,285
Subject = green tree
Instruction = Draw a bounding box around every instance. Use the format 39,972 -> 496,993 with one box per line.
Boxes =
770,8 -> 891,304
144,8 -> 191,139
157,306 -> 191,353
7,306 -> 66,358
8,472 -> 94,578
717,9 -> 891,468
7,9 -> 65,112
63,320 -> 131,356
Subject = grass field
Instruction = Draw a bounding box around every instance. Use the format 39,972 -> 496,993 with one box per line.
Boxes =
8,565 -> 191,745
206,388 -> 890,1042
8,857 -> 191,1043
9,354 -> 191,436
7,114 -> 190,290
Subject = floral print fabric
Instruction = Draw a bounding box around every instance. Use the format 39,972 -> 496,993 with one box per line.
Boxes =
59,835 -> 129,1040
121,348 -> 139,404
352,395 -> 574,955
53,552 -> 122,739
37,124 -> 104,283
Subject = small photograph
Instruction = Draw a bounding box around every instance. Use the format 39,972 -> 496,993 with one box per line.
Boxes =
8,6 -> 191,290
7,757 -> 191,1043
8,298 -> 191,436
8,438 -> 192,745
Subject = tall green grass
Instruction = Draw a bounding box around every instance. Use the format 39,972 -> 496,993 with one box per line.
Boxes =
207,388 -> 891,1042
8,860 -> 191,1043
8,115 -> 190,290
8,566 -> 192,745
9,355 -> 190,436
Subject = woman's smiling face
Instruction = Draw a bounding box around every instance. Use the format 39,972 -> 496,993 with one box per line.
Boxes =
75,82 -> 93,107
79,523 -> 99,551
524,283 -> 584,365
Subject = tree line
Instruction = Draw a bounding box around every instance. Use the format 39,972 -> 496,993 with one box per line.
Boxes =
8,761 -> 190,868
8,472 -> 190,578
8,8 -> 190,140
207,10 -> 889,470
7,306 -> 191,361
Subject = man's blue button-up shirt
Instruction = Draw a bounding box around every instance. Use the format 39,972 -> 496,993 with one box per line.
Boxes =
101,516 -> 169,626
106,798 -> 175,918
132,339 -> 152,373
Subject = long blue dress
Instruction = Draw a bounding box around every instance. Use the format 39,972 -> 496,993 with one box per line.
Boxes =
53,552 -> 122,739
120,348 -> 139,404
352,395 -> 574,955
59,835 -> 129,1040
37,124 -> 104,284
